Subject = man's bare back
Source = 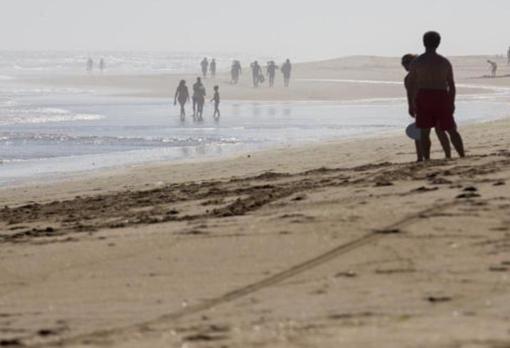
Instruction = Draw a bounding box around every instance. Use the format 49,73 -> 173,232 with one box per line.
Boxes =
408,52 -> 454,92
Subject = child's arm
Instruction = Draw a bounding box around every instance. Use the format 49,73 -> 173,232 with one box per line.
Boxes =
405,72 -> 417,117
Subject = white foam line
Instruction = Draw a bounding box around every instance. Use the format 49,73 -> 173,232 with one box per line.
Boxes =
298,78 -> 403,86
297,78 -> 510,94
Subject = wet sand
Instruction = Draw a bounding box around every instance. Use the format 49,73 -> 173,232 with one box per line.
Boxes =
1,56 -> 510,347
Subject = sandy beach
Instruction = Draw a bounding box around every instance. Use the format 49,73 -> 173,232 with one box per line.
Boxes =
1,56 -> 510,347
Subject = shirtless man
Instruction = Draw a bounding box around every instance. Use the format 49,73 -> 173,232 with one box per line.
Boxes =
407,31 -> 465,161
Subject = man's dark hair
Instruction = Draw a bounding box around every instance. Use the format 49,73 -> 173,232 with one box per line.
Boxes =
423,31 -> 441,49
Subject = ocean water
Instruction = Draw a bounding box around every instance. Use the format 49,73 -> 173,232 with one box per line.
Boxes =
0,52 -> 509,186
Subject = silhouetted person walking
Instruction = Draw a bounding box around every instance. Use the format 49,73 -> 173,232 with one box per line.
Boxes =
231,60 -> 242,84
407,31 -> 465,161
201,58 -> 209,78
174,80 -> 190,119
192,77 -> 204,117
211,85 -> 220,119
86,58 -> 93,73
196,84 -> 206,120
487,60 -> 497,77
507,47 -> 510,65
99,58 -> 105,73
266,61 -> 278,87
281,59 -> 292,87
250,61 -> 263,88
210,59 -> 216,78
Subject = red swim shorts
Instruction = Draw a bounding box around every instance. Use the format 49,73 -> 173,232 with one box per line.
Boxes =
415,89 -> 456,131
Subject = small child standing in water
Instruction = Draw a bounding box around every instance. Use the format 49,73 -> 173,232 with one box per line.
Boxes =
211,85 -> 220,119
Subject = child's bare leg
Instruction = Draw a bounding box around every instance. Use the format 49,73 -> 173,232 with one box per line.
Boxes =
435,129 -> 451,159
446,129 -> 465,158
415,140 -> 424,162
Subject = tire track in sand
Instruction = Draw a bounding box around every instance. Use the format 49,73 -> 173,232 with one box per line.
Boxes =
26,200 -> 458,347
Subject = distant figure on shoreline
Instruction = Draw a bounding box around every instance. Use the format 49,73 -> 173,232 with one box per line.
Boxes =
231,60 -> 242,84
174,80 -> 190,119
487,60 -> 497,77
402,53 -> 451,162
281,59 -> 292,87
211,85 -> 220,119
266,61 -> 278,87
201,58 -> 209,78
86,58 -> 93,73
507,47 -> 510,65
99,58 -> 105,73
210,59 -> 217,78
250,61 -> 263,88
407,31 -> 465,160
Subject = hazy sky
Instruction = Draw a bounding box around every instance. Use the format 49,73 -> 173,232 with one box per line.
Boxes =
1,0 -> 509,60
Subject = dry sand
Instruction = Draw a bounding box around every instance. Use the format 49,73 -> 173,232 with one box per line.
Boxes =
1,56 -> 510,347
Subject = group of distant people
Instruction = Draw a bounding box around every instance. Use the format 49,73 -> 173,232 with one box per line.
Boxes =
248,59 -> 292,88
172,57 -> 293,120
174,77 -> 220,120
86,58 -> 105,73
198,57 -> 293,88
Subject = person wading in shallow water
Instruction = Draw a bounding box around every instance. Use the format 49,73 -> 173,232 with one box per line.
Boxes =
211,85 -> 220,119
192,77 -> 204,117
174,80 -> 190,119
407,31 -> 465,160
195,83 -> 206,120
281,59 -> 292,87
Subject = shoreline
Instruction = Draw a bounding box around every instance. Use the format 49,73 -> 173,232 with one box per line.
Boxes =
1,115 -> 508,204
1,102 -> 508,191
